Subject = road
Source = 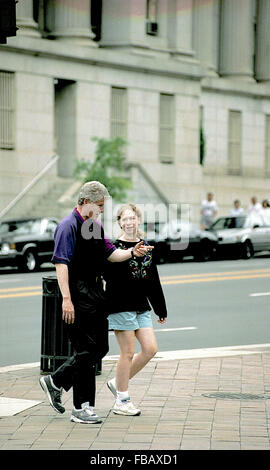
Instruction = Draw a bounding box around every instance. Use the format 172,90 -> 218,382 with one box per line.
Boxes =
1,255 -> 270,367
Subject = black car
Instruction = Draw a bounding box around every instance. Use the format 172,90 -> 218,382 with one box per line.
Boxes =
144,220 -> 218,263
0,217 -> 59,272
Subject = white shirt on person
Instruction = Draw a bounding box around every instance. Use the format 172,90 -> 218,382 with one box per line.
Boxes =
229,207 -> 245,217
261,207 -> 270,225
201,199 -> 218,217
247,202 -> 262,214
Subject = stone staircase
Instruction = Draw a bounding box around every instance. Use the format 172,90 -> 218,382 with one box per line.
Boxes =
27,177 -> 81,220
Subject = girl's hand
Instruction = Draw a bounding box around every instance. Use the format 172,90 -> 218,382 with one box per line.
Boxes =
134,240 -> 154,257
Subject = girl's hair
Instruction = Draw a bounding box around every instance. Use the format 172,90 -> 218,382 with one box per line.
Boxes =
116,203 -> 145,238
262,199 -> 270,208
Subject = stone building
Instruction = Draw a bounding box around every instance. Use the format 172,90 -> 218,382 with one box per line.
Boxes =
1,0 -> 270,224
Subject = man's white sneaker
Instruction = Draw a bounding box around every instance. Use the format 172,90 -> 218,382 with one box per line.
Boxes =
70,404 -> 102,424
113,398 -> 141,416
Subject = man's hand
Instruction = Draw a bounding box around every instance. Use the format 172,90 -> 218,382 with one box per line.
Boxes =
133,240 -> 154,257
62,297 -> 75,324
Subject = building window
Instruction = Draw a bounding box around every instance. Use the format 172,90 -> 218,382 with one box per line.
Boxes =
110,87 -> 127,140
159,93 -> 175,163
0,71 -> 15,150
265,115 -> 270,176
146,0 -> 158,35
228,110 -> 242,175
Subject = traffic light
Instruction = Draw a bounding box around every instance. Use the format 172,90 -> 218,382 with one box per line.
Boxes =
0,0 -> 17,44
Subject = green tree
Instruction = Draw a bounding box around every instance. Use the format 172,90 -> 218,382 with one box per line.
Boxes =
73,137 -> 132,201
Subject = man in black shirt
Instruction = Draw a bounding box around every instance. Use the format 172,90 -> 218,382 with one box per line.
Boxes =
40,181 -> 153,424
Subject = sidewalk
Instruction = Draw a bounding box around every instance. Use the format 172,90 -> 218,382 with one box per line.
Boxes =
1,348 -> 270,451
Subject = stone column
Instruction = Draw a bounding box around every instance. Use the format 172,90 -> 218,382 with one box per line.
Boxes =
16,0 -> 41,37
219,0 -> 254,80
192,0 -> 219,75
256,0 -> 270,83
48,0 -> 97,46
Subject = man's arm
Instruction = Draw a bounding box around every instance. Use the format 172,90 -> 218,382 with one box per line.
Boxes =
107,240 -> 153,262
55,263 -> 75,324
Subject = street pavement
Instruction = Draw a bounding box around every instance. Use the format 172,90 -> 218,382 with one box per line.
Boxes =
1,346 -> 270,452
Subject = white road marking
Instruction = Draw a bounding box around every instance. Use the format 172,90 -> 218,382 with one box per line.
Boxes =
0,362 -> 40,373
105,343 -> 270,361
249,292 -> 270,297
108,326 -> 196,336
155,327 -> 196,333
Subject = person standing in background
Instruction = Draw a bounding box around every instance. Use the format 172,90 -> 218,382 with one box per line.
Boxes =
200,192 -> 218,230
247,196 -> 262,215
229,199 -> 245,217
261,199 -> 270,225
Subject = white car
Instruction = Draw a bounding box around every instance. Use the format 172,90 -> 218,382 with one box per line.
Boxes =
209,214 -> 270,259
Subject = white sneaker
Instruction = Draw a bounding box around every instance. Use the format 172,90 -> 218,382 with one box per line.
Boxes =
113,398 -> 141,416
70,404 -> 102,424
107,378 -> 117,398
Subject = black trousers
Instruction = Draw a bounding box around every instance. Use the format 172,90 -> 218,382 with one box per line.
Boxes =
51,281 -> 109,409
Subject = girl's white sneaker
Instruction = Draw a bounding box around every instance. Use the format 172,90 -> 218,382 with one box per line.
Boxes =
113,398 -> 141,416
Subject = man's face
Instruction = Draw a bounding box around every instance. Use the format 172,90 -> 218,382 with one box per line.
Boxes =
81,198 -> 105,220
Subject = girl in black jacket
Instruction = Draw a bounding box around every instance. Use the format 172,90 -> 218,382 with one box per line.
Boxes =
104,203 -> 167,416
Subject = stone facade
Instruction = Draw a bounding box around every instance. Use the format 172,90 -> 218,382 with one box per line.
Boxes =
0,0 -> 270,224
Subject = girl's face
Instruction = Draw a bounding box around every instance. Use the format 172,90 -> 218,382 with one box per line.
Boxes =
120,209 -> 139,236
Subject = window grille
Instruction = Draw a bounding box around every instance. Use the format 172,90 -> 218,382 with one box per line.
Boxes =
159,93 -> 174,163
110,87 -> 127,140
0,71 -> 15,150
228,110 -> 242,175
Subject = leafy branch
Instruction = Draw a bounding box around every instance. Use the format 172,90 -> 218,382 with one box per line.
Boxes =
73,137 -> 132,201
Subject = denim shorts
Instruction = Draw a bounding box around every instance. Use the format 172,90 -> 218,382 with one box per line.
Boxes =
108,310 -> 153,331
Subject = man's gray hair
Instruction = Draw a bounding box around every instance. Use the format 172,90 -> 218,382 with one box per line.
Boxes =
78,181 -> 110,205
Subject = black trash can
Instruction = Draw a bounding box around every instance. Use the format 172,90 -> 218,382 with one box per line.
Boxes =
40,275 -> 102,375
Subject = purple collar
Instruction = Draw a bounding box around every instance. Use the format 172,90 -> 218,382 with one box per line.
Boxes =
74,207 -> 85,223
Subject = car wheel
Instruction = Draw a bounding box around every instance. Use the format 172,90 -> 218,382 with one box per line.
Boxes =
241,241 -> 254,259
22,250 -> 39,272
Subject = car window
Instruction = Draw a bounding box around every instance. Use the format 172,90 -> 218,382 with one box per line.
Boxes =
46,220 -> 58,233
13,220 -> 42,234
144,221 -> 166,239
0,222 -> 19,233
159,221 -> 190,239
0,223 -> 10,234
211,217 -> 246,230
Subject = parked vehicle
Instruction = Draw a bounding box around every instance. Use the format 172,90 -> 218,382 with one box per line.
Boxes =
144,220 -> 218,263
0,217 -> 59,272
208,214 -> 270,259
